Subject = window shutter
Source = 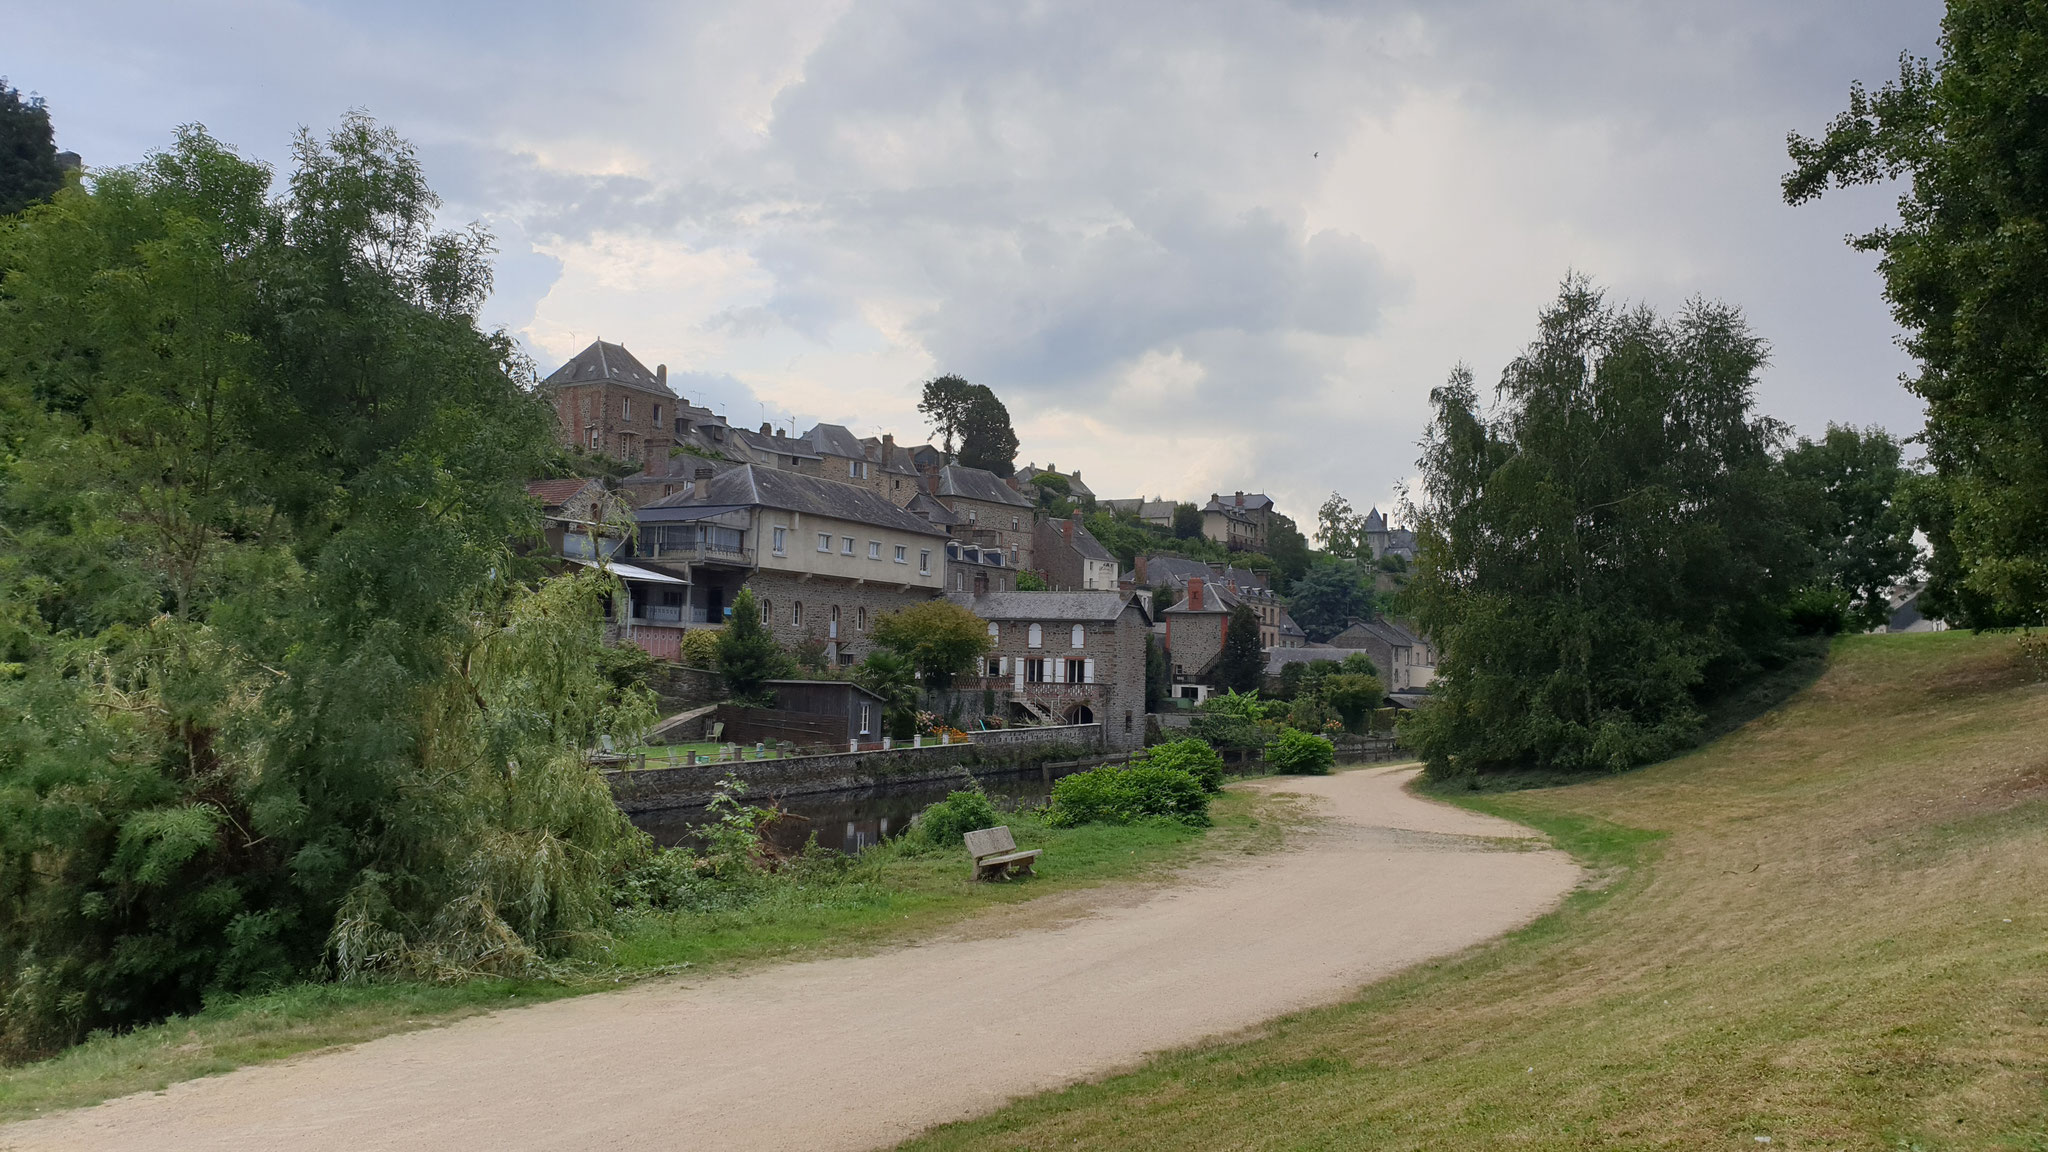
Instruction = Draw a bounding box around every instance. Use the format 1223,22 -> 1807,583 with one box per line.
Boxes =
999,656 -> 1009,675
1013,659 -> 1025,691
1083,658 -> 1095,684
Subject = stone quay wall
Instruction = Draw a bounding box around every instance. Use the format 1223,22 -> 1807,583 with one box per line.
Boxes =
604,723 -> 1103,813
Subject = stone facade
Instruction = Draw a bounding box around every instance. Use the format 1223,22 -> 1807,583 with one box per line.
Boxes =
1033,511 -> 1120,592
744,568 -> 939,666
1200,491 -> 1275,553
1162,576 -> 1229,689
543,341 -> 677,467
952,591 -> 1151,751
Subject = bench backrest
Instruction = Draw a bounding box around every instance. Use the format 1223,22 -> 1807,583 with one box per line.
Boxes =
962,825 -> 1017,859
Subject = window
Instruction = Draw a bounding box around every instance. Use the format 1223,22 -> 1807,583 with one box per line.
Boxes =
868,541 -> 881,560
894,545 -> 906,564
858,703 -> 871,736
986,622 -> 999,639
652,404 -> 661,424
623,397 -> 632,420
1071,624 -> 1085,649
967,510 -> 977,523
841,536 -> 855,555
772,527 -> 787,555
1025,658 -> 1046,684
919,549 -> 931,575
587,427 -> 599,448
1011,517 -> 1019,530
1124,710 -> 1133,733
1066,658 -> 1086,684
1027,623 -> 1042,648
986,656 -> 1002,677
848,460 -> 858,478
857,606 -> 867,631
760,599 -> 772,624
818,533 -> 832,552
955,571 -> 965,591
791,602 -> 803,627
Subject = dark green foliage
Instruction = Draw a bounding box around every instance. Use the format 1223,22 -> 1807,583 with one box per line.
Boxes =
0,82 -> 62,216
1339,652 -> 1378,677
1081,508 -> 1245,571
1787,583 -> 1852,635
1778,425 -> 1918,631
1785,6 -> 2048,625
716,588 -> 793,705
1265,728 -> 1336,775
1136,738 -> 1226,793
1285,559 -> 1373,641
1045,766 -> 1210,828
1173,503 -> 1204,539
1144,633 -> 1168,712
911,790 -> 1002,849
0,119 -> 652,1059
855,650 -> 920,738
1316,492 -> 1363,557
1265,514 -> 1312,592
1321,674 -> 1384,731
918,375 -> 1018,477
1189,690 -> 1271,754
1403,278 -> 1813,779
1216,603 -> 1265,693
1014,569 -> 1048,592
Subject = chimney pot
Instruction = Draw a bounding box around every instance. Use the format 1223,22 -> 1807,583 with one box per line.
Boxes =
656,364 -> 667,387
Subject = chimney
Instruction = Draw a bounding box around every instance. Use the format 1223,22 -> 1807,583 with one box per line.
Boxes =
695,466 -> 714,480
1187,576 -> 1205,612
1234,491 -> 1244,507
882,433 -> 895,455
656,364 -> 667,388
1063,518 -> 1073,543
1134,555 -> 1148,585
760,422 -> 772,435
1209,561 -> 1226,577
1047,461 -> 1055,473
925,468 -> 940,496
1071,470 -> 1080,480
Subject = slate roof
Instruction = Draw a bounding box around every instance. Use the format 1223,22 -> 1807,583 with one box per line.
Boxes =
542,340 -> 675,397
1068,522 -> 1115,564
903,491 -> 962,528
1014,464 -> 1096,500
1362,506 -> 1388,533
800,422 -> 868,460
638,464 -> 948,536
734,426 -> 823,461
1264,646 -> 1343,675
1161,580 -> 1239,614
936,465 -> 1034,508
1328,616 -> 1425,650
1101,498 -> 1178,521
1137,556 -> 1271,596
947,590 -> 1148,625
859,437 -> 923,476
1202,492 -> 1275,514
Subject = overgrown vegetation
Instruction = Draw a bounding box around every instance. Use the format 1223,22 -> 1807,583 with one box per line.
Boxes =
1263,728 -> 1335,775
0,118 -> 658,1059
1045,765 -> 1212,828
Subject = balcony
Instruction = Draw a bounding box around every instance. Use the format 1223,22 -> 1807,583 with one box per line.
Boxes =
634,539 -> 755,567
629,605 -> 712,626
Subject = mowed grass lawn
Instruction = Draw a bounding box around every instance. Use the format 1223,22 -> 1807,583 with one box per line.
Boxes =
0,789 -> 1303,1125
906,631 -> 2048,1151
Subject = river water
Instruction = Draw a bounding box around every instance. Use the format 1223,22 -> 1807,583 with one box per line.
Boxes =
628,768 -> 1060,855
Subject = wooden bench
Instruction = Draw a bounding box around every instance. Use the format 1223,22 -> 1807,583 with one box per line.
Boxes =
963,826 -> 1042,882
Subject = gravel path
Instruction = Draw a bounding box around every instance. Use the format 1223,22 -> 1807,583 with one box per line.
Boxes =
0,766 -> 1579,1152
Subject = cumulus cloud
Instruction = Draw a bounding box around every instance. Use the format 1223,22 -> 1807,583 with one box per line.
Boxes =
19,0 -> 1939,519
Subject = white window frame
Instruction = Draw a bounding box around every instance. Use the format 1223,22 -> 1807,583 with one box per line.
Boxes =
919,549 -> 931,575
894,545 -> 907,564
857,606 -> 867,631
987,622 -> 999,639
792,602 -> 803,627
841,536 -> 855,555
760,599 -> 771,624
1071,624 -> 1085,649
772,526 -> 787,555
1027,623 -> 1042,649
858,702 -> 871,736
623,397 -> 632,420
967,510 -> 977,523
868,541 -> 882,560
817,533 -> 832,553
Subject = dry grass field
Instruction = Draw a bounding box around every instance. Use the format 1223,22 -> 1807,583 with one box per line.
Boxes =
905,631 -> 2048,1151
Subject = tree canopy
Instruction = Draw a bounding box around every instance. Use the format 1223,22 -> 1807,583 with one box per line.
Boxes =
0,118 -> 653,1057
1402,277 -> 1812,778
717,588 -> 793,703
1285,558 -> 1373,641
0,81 -> 62,216
870,599 -> 991,692
1216,603 -> 1266,694
1785,3 -> 2048,626
918,374 -> 1019,477
1779,425 -> 1919,632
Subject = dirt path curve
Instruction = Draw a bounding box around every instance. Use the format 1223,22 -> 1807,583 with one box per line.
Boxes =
1,766 -> 1578,1152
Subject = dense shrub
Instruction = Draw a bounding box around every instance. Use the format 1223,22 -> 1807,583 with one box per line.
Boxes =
912,790 -> 1001,848
1138,738 -> 1226,793
1190,690 -> 1271,754
1266,727 -> 1337,775
679,627 -> 723,668
1046,765 -> 1211,828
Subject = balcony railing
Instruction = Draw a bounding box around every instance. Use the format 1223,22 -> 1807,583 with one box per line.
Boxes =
630,605 -> 711,626
634,540 -> 754,565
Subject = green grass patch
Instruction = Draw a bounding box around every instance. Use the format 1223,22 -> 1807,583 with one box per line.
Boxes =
0,789 -> 1296,1124
903,631 -> 2048,1151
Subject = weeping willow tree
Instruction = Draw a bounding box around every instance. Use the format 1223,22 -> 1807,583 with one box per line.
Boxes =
0,117 -> 652,1059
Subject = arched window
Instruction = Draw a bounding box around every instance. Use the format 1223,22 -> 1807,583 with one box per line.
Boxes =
857,607 -> 867,631
759,599 -> 771,624
986,622 -> 999,640
1071,624 -> 1085,649
1027,623 -> 1042,649
792,602 -> 803,627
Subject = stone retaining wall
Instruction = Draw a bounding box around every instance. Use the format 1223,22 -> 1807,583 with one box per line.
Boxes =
604,723 -> 1104,813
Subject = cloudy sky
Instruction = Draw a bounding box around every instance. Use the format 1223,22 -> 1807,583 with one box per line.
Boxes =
17,1 -> 1938,523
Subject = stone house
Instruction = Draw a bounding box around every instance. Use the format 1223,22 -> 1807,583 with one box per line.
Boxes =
859,434 -> 927,506
733,424 -> 824,474
942,541 -> 1020,595
1011,462 -> 1095,503
1099,497 -> 1176,527
628,464 -> 948,665
1033,511 -> 1120,591
950,590 -> 1152,751
525,478 -> 619,562
1159,575 -> 1236,701
1201,491 -> 1275,552
543,341 -> 678,467
930,465 -> 1037,570
1134,556 -> 1290,648
1324,616 -> 1437,691
1359,507 -> 1418,562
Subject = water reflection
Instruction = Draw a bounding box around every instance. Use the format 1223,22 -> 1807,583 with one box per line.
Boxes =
630,770 -> 1058,855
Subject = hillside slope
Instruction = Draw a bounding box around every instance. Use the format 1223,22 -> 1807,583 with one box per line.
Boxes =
908,632 -> 2048,1151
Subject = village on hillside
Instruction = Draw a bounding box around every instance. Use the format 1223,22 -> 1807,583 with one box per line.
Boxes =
527,338 -> 1441,748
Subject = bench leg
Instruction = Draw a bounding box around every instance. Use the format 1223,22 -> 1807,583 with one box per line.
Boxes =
1008,861 -> 1034,879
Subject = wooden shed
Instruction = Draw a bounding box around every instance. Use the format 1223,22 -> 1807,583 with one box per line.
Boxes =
765,680 -> 891,744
